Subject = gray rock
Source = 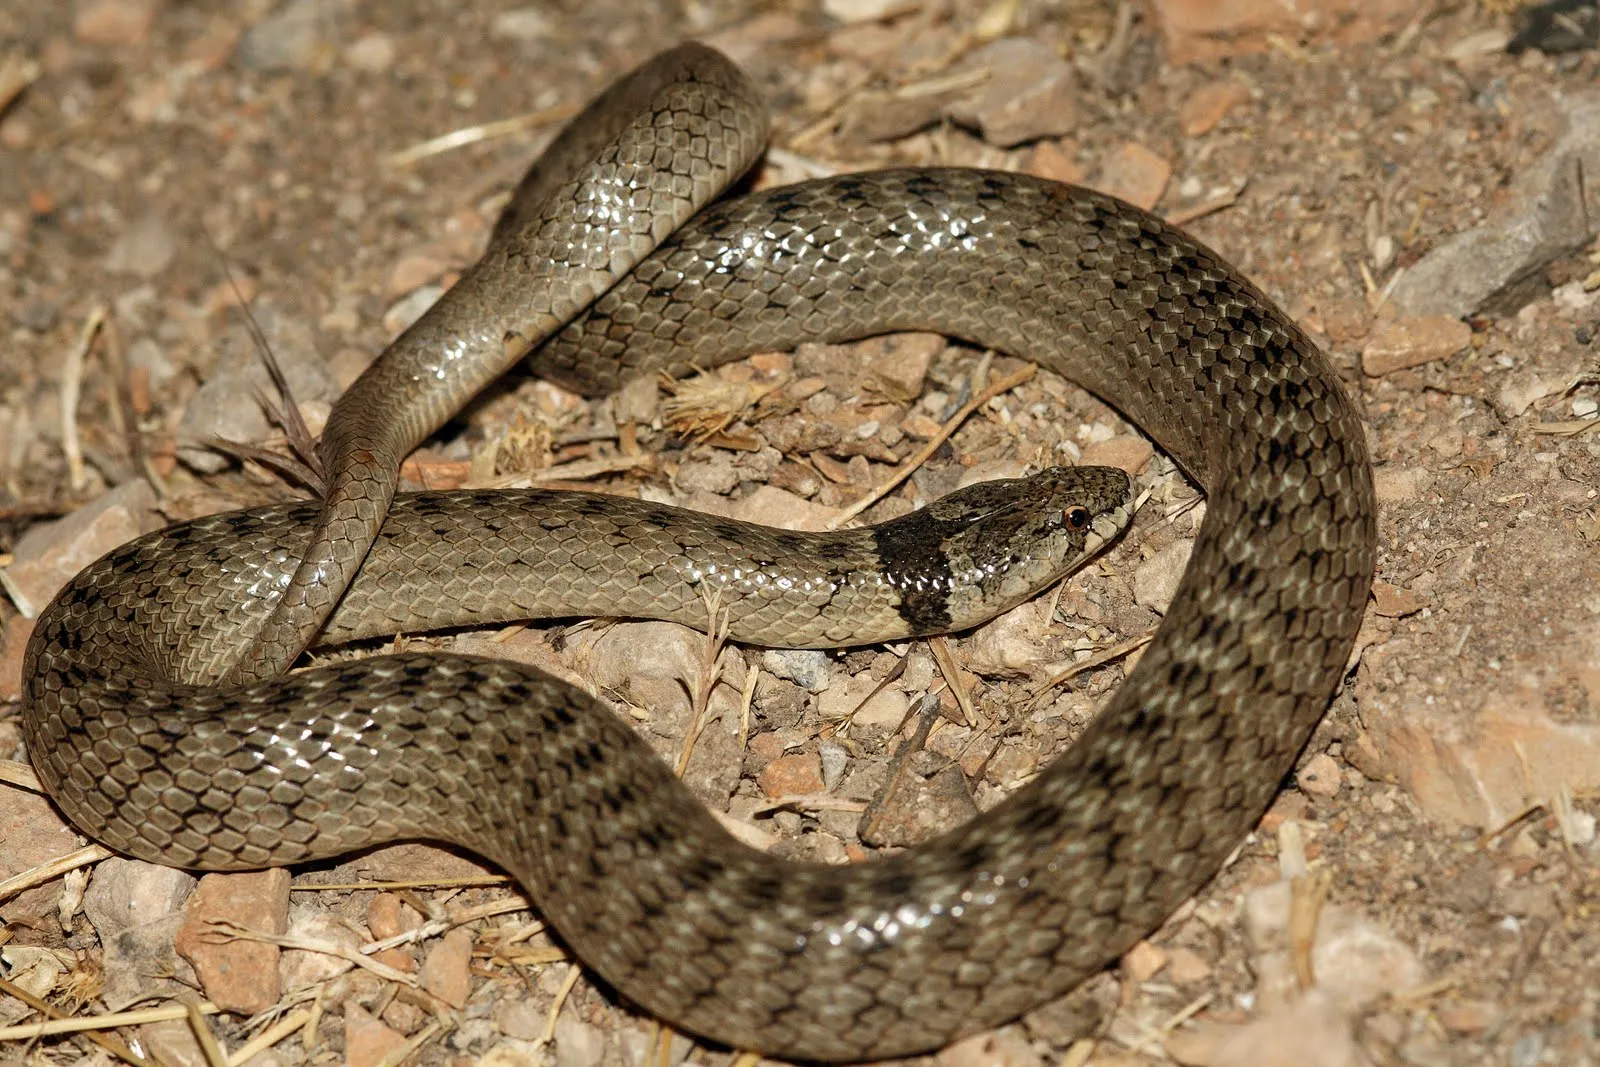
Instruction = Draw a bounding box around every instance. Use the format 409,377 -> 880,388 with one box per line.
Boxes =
491,8 -> 553,42
342,31 -> 395,73
11,295 -> 59,332
238,0 -> 347,72
1133,539 -> 1194,613
381,283 -> 443,337
278,906 -> 358,992
138,1016 -> 210,1067
553,1015 -> 606,1067
98,913 -> 194,1010
177,309 -> 334,473
83,858 -> 195,939
754,673 -> 809,728
127,336 -> 176,391
676,451 -> 739,495
493,999 -> 544,1041
964,598 -> 1065,679
7,479 -> 162,612
1390,91 -> 1600,318
818,741 -> 849,792
762,648 -> 832,690
104,211 -> 175,278
944,38 -> 1081,148
858,753 -> 977,848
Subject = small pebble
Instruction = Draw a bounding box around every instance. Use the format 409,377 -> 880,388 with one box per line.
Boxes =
1027,139 -> 1085,184
1179,79 -> 1252,137
345,32 -> 396,72
762,649 -> 831,691
1361,315 -> 1472,375
1132,540 -> 1193,613
1297,753 -> 1342,799
1121,940 -> 1167,982
420,927 -> 474,1009
1436,1001 -> 1497,1035
1565,809 -> 1597,846
554,1016 -> 606,1067
1094,141 -> 1172,211
383,284 -> 443,336
345,1005 -> 406,1067
756,752 -> 825,798
1167,946 -> 1213,983
823,0 -> 912,24
818,742 -> 849,792
238,0 -> 343,72
74,0 -> 157,46
1369,581 -> 1423,618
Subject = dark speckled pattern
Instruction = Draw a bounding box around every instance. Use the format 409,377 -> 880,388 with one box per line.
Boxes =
23,44 -> 1375,1064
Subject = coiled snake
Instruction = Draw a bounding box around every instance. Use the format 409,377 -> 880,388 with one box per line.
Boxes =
23,43 -> 1376,1061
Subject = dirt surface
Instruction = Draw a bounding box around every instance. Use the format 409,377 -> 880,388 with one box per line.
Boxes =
3,1 -> 1600,1066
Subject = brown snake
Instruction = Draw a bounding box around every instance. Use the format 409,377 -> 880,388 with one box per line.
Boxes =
23,43 -> 1376,1061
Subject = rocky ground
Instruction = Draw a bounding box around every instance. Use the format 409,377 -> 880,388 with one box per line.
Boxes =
2,1 -> 1599,1065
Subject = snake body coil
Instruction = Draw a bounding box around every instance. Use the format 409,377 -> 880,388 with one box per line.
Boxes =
23,44 -> 1376,1061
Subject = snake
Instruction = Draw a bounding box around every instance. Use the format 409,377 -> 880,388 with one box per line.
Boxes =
21,42 -> 1376,1062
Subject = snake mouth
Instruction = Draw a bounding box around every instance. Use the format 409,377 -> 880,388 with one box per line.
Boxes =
1079,474 -> 1143,564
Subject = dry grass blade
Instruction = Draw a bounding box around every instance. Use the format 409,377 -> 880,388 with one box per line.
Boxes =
362,896 -> 530,956
828,654 -> 908,737
0,979 -> 218,1059
60,305 -> 106,494
927,635 -> 976,727
250,366 -> 322,495
288,875 -> 511,892
857,696 -> 943,845
184,1000 -> 229,1067
200,227 -> 324,492
1288,869 -> 1332,989
201,920 -> 422,989
201,436 -> 323,493
1532,418 -> 1600,437
497,945 -> 570,966
476,452 -> 652,488
1029,629 -> 1156,709
676,589 -> 732,776
0,50 -> 42,113
387,102 -> 583,168
537,964 -> 584,1046
0,564 -> 36,618
745,794 -> 867,817
736,663 -> 759,754
0,757 -> 42,791
1121,990 -> 1216,1055
828,363 -> 1036,528
1165,178 -> 1249,226
374,1018 -> 450,1067
0,845 -> 113,903
224,1008 -> 313,1067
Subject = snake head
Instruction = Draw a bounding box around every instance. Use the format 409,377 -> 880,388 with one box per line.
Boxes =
873,465 -> 1134,634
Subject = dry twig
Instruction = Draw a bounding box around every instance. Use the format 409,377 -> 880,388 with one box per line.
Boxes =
829,363 -> 1036,528
387,103 -> 583,168
60,305 -> 106,494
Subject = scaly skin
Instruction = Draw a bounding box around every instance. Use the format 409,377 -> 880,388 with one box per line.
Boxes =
23,44 -> 1375,1063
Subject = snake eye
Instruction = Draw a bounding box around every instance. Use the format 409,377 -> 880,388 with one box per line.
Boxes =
1065,506 -> 1091,529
